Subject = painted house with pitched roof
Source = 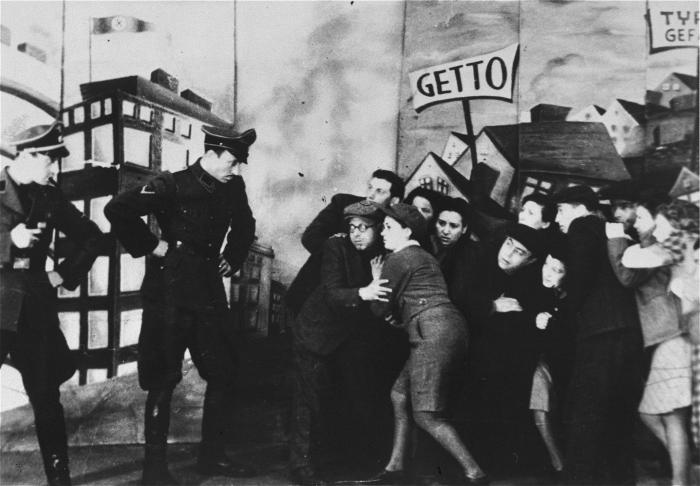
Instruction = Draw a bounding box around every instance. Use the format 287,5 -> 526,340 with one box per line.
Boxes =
465,122 -> 630,209
566,104 -> 606,123
441,132 -> 470,165
653,72 -> 698,108
601,99 -> 646,157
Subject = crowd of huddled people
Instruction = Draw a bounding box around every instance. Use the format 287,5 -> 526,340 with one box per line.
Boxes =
286,169 -> 700,486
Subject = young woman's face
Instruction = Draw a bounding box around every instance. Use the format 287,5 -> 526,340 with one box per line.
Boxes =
633,205 -> 655,235
381,216 -> 411,251
435,210 -> 466,248
652,213 -> 674,243
411,196 -> 434,221
542,255 -> 566,289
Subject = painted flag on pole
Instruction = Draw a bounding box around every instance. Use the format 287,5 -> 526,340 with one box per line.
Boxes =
408,43 -> 519,113
91,16 -> 155,35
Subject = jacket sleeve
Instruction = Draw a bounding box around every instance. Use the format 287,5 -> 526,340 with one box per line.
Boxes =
53,193 -> 104,290
566,221 -> 600,315
222,177 -> 255,272
321,238 -> 364,310
301,194 -> 351,254
104,173 -> 175,257
369,253 -> 406,320
607,237 -> 653,288
464,246 -> 496,325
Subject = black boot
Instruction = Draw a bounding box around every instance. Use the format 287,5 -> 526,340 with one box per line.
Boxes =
45,454 -> 71,486
196,385 -> 257,478
142,388 -> 178,485
143,444 -> 178,486
196,445 -> 256,478
30,389 -> 71,486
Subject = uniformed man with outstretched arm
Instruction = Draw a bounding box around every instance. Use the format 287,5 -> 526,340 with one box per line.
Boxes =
1,122 -> 103,486
104,125 -> 257,485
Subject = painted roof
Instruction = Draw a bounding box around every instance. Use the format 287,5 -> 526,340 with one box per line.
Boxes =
671,72 -> 698,90
616,99 -> 646,124
482,121 -> 630,181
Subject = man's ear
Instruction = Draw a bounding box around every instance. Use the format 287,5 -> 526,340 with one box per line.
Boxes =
390,196 -> 400,206
541,221 -> 551,229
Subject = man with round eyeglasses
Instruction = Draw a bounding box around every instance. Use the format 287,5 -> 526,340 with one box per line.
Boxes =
288,200 -> 393,485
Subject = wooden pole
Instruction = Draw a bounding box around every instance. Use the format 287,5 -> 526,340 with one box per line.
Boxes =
462,99 -> 478,169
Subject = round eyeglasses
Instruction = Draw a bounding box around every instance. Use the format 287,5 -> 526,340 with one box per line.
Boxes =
348,223 -> 376,234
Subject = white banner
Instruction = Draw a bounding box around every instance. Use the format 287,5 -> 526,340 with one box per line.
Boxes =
408,43 -> 519,113
647,3 -> 699,52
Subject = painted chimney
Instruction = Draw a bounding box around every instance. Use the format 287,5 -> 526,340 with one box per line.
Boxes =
150,68 -> 179,93
180,89 -> 211,111
17,42 -> 46,63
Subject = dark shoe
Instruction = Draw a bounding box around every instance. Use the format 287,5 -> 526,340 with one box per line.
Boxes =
45,454 -> 71,486
196,455 -> 257,478
351,469 -> 406,485
142,465 -> 179,486
290,466 -> 328,486
463,473 -> 490,485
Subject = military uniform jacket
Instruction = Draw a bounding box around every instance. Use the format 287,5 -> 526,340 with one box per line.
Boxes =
104,160 -> 255,308
0,168 -> 103,332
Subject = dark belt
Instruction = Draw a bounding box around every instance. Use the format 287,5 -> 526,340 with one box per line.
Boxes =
169,240 -> 219,261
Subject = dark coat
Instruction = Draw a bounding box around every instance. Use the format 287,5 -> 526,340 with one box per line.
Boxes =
466,244 -> 548,468
431,235 -> 481,321
566,215 -> 640,340
293,236 -> 381,356
0,168 -> 102,390
286,193 -> 363,314
104,161 -> 254,390
104,161 -> 255,307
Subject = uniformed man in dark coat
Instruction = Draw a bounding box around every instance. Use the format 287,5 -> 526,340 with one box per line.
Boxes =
104,125 -> 257,484
289,201 -> 391,486
554,185 -> 643,485
1,122 -> 103,486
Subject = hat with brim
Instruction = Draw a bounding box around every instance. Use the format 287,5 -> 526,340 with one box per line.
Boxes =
202,124 -> 256,163
553,185 -> 598,209
344,200 -> 383,222
504,223 -> 545,258
378,202 -> 427,242
9,121 -> 69,158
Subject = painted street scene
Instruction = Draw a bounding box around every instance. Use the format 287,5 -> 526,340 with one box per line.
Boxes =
0,1 -> 698,485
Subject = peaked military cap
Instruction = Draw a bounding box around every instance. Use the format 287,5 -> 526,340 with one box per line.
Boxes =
8,121 -> 69,158
202,125 -> 256,163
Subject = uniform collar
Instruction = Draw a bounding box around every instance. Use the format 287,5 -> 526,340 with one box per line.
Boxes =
190,159 -> 221,194
1,167 -> 27,217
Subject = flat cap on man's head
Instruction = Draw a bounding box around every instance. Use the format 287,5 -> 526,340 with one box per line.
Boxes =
9,121 -> 69,158
505,223 -> 545,258
598,180 -> 641,203
344,200 -> 383,222
553,185 -> 598,210
378,202 -> 428,242
202,125 -> 256,163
